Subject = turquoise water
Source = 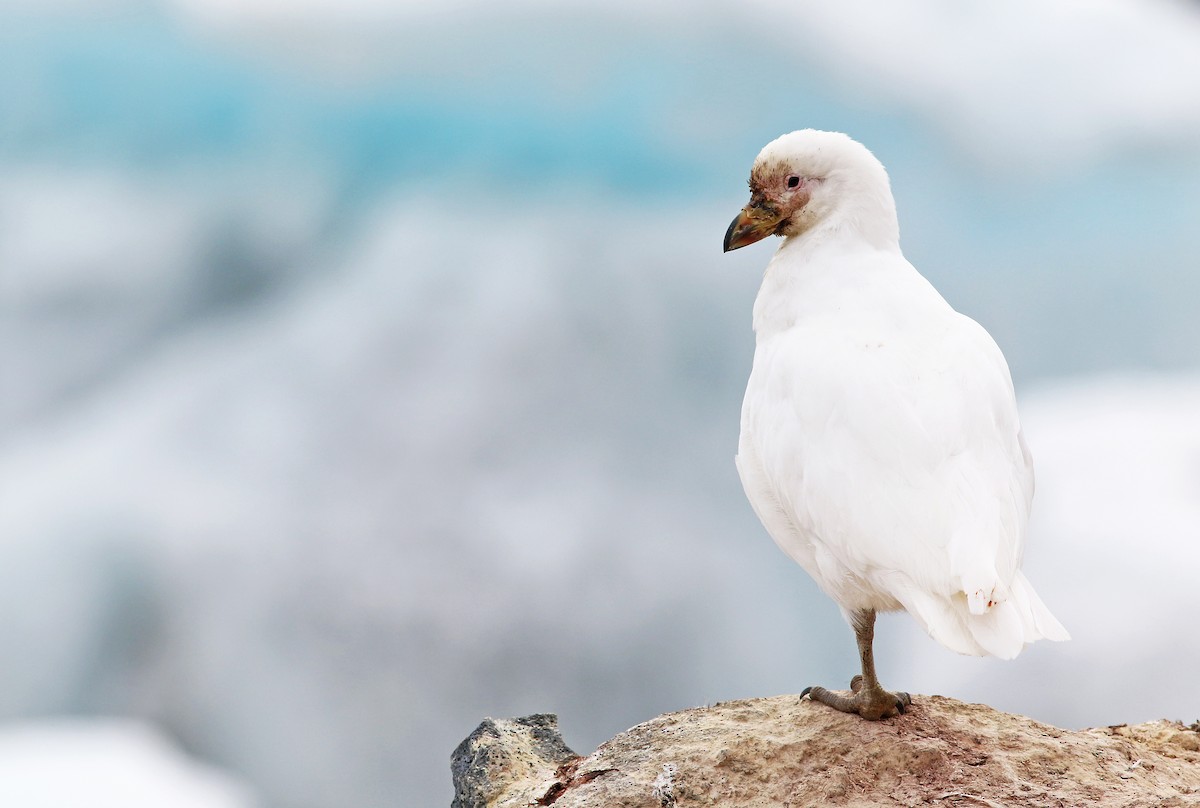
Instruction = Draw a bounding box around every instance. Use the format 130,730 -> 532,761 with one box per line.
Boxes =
0,11 -> 921,196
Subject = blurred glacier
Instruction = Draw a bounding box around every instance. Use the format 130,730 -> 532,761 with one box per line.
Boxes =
1,1 -> 1199,807
0,719 -> 256,807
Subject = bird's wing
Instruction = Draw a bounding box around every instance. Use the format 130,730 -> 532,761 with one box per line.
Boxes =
739,270 -> 1033,623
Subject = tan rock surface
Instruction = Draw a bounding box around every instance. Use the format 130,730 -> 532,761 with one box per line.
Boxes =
452,695 -> 1200,807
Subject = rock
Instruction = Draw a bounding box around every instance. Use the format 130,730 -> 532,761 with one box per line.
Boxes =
450,714 -> 580,808
451,695 -> 1200,807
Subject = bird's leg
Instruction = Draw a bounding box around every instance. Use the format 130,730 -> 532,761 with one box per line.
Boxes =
802,609 -> 912,720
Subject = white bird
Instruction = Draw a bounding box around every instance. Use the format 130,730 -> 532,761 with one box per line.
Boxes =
725,130 -> 1069,720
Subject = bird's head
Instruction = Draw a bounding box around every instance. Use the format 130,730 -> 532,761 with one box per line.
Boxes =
723,129 -> 897,252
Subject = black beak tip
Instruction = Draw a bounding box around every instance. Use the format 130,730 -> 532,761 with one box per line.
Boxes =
723,217 -> 739,253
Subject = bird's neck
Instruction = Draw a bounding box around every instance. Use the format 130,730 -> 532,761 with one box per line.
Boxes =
752,181 -> 904,340
752,222 -> 903,340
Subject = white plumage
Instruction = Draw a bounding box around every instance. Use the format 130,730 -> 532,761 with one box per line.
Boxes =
725,130 -> 1067,716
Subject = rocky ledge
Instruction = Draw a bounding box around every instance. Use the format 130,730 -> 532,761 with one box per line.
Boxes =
452,695 -> 1200,807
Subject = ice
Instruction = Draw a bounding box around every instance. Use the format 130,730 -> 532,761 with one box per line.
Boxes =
2,1 -> 1200,806
159,0 -> 1200,166
0,720 -> 255,808
0,167 -> 330,436
3,192 -> 1197,806
752,0 -> 1200,168
0,198 -> 792,808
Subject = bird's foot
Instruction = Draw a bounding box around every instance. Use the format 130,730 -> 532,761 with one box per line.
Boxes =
801,675 -> 911,721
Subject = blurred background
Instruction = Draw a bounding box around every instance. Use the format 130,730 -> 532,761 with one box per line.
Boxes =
2,0 -> 1200,805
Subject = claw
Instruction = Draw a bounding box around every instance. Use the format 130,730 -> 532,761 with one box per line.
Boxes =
801,682 -> 912,720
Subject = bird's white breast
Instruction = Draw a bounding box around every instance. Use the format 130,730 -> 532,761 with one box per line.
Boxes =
737,240 -> 1031,616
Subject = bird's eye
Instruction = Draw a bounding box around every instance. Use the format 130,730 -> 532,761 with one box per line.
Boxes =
786,175 -> 801,189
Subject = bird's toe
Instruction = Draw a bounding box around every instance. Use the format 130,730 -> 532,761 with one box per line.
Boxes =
803,680 -> 912,720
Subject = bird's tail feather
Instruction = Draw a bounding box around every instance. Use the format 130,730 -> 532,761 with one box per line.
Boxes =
897,573 -> 1069,659
897,588 -> 989,657
964,600 -> 1025,659
1008,570 -> 1071,642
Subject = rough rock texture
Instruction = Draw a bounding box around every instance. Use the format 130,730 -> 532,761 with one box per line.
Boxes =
451,695 -> 1200,807
451,714 -> 580,808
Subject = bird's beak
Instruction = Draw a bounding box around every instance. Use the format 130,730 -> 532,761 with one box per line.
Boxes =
723,200 -> 781,252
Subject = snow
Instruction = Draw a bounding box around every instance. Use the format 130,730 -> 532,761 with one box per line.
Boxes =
0,721 -> 254,808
